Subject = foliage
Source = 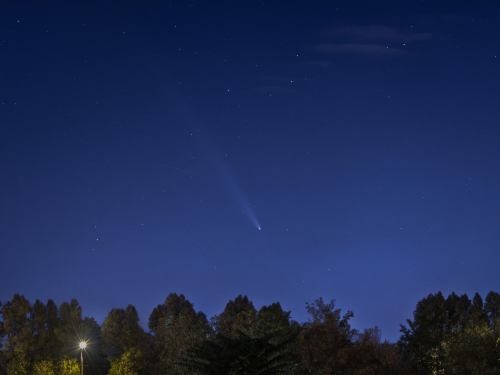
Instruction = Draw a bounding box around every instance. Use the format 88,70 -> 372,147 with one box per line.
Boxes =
32,299 -> 60,362
255,303 -> 294,338
0,295 -> 107,375
485,291 -> 500,335
399,290 -> 500,375
178,330 -> 297,375
59,358 -> 80,375
32,360 -> 57,375
399,291 -> 449,374
101,305 -> 144,361
295,298 -> 357,374
108,348 -> 147,375
211,295 -> 257,339
342,330 -> 418,375
3,290 -> 500,375
442,321 -> 500,374
150,294 -> 209,375
148,293 -> 207,334
1,295 -> 33,362
5,353 -> 29,375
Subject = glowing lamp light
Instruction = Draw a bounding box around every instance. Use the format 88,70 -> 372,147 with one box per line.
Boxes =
79,342 -> 87,349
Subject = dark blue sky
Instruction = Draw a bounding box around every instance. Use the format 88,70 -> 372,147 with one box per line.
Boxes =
2,0 -> 499,342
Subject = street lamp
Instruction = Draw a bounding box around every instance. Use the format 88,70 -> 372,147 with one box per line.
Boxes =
79,342 -> 86,375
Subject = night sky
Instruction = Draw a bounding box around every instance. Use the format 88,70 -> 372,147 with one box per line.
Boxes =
2,0 -> 499,342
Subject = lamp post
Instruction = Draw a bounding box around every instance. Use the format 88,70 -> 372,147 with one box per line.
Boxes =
79,342 -> 87,375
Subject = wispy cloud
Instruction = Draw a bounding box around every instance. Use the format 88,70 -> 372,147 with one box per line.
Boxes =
315,24 -> 433,58
328,25 -> 432,43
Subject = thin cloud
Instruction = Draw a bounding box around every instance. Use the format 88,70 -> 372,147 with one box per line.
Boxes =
316,24 -> 432,58
328,25 -> 432,43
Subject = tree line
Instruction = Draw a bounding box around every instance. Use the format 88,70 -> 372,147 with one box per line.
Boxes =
1,290 -> 499,374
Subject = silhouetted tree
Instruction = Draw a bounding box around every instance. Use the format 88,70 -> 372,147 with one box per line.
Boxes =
30,299 -> 60,363
178,330 -> 296,375
295,298 -> 356,375
1,294 -> 33,371
485,291 -> 500,335
149,293 -> 206,334
445,292 -> 471,330
211,295 -> 257,338
101,304 -> 145,360
149,293 -> 208,375
397,291 -> 500,375
54,300 -> 108,375
470,292 -> 488,325
399,292 -> 449,374
255,303 -> 292,337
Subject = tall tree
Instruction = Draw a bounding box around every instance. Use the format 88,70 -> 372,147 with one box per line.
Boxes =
399,292 -> 448,374
149,293 -> 208,375
255,303 -> 292,337
1,295 -> 33,364
445,292 -> 471,330
485,291 -> 500,335
254,302 -> 300,371
211,295 -> 257,338
149,293 -> 205,334
44,300 -> 60,362
54,299 -> 82,364
296,298 -> 356,375
470,292 -> 488,325
30,299 -> 60,363
153,313 -> 209,374
31,300 -> 47,339
101,304 -> 145,360
80,316 -> 108,373
55,300 -> 108,375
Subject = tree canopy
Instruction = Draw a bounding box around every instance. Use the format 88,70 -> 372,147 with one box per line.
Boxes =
2,289 -> 500,375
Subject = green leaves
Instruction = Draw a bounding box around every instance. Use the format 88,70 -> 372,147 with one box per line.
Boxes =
0,295 -> 108,375
442,321 -> 500,374
108,348 -> 147,375
2,291 -> 498,375
400,291 -> 500,375
32,360 -> 58,375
